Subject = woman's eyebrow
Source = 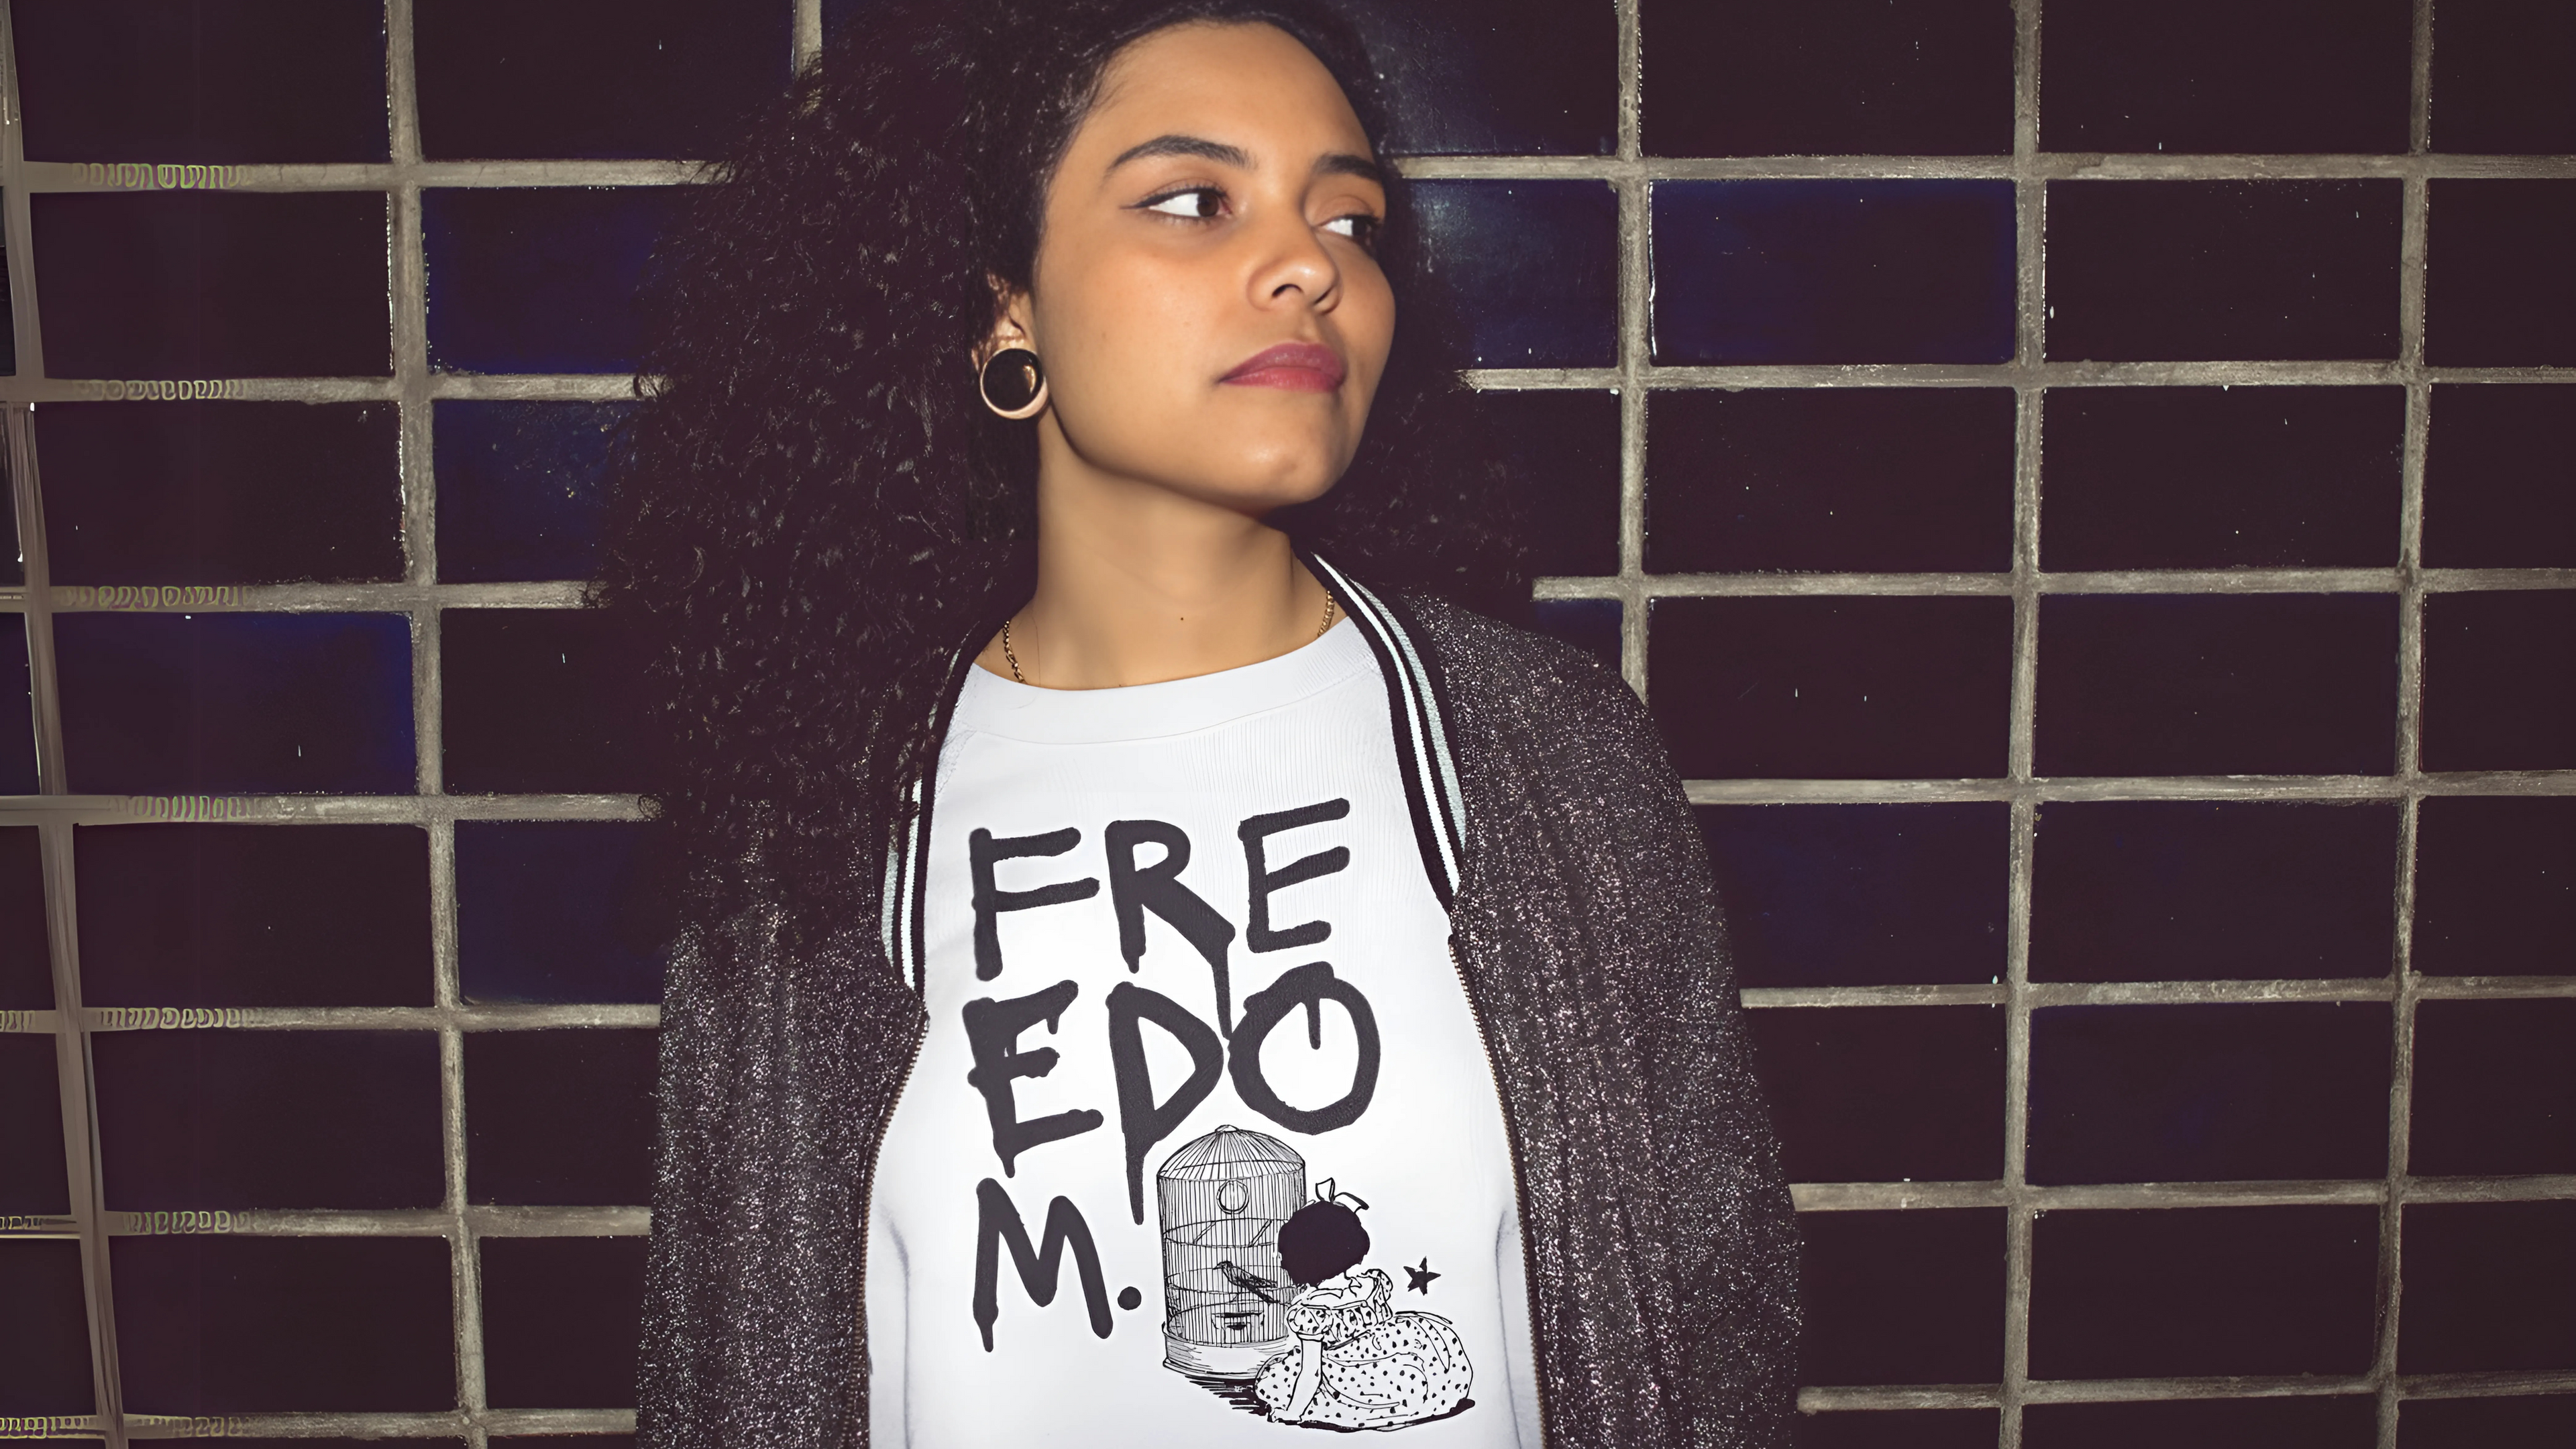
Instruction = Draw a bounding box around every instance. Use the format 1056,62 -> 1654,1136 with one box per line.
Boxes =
1106,133 -> 1250,174
1313,152 -> 1383,185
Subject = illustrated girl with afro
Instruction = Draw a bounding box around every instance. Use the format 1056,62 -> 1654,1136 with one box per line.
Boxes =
1253,1187 -> 1473,1430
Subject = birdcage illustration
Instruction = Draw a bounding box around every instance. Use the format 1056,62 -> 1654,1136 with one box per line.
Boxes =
1157,1124 -> 1307,1379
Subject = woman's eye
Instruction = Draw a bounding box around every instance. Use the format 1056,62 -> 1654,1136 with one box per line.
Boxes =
1323,213 -> 1381,247
1142,187 -> 1226,220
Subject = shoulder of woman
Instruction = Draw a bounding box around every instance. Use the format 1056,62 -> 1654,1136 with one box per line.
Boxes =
1389,592 -> 1678,804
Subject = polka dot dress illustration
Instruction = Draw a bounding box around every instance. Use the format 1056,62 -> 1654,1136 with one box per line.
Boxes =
1251,1269 -> 1474,1430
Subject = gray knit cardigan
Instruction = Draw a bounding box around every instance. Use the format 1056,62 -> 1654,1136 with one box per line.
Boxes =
635,561 -> 1802,1447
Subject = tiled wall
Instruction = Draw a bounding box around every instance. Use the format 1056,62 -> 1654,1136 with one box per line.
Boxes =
2,2 -> 2571,1447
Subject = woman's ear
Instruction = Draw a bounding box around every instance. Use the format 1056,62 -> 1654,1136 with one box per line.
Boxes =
977,272 -> 1037,367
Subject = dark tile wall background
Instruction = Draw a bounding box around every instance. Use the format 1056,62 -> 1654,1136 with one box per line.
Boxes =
2,1 -> 2570,1446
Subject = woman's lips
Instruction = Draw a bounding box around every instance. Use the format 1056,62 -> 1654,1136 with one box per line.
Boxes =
1220,342 -> 1346,392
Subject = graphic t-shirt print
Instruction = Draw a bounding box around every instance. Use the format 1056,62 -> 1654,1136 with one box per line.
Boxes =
865,622 -> 1533,1447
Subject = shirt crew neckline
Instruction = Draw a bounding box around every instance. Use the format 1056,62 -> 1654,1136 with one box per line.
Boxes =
952,615 -> 1367,746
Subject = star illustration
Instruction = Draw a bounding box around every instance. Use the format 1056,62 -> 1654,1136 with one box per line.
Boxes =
1405,1258 -> 1441,1295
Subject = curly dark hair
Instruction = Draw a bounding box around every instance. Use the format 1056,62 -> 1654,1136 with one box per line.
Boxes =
596,0 -> 1527,950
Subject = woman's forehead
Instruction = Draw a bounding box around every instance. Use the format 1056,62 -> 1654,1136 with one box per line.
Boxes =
1079,21 -> 1372,166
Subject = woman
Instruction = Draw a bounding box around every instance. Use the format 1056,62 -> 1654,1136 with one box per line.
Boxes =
606,1 -> 1798,1444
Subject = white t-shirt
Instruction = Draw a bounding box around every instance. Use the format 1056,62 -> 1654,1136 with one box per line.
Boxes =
866,617 -> 1540,1447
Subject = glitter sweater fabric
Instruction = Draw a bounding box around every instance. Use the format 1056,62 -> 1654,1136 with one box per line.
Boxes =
636,589 -> 1801,1448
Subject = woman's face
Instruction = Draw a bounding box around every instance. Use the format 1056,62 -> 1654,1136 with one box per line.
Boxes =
1002,21 -> 1395,515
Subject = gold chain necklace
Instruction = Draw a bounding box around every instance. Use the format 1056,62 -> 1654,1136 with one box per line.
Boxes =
1002,594 -> 1337,686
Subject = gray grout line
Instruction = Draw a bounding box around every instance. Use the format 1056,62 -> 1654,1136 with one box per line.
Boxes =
1801,1368 -> 2576,1414
382,3 -> 485,1442
2000,6 -> 2044,1446
1538,567 -> 2576,599
5,768 -> 2572,826
112,1409 -> 637,1442
1683,771 -> 2576,804
11,566 -> 2575,617
26,152 -> 2574,192
0,790 -> 651,823
1613,0 -> 1648,696
0,372 -> 643,403
1395,152 -> 2576,182
11,566 -> 2574,616
5,1171 -> 2567,1243
794,0 -> 823,71
3,967 -> 2569,1038
1459,360 -> 2576,389
13,360 -> 2569,409
2377,7 -> 2438,1441
0,0 -> 127,1440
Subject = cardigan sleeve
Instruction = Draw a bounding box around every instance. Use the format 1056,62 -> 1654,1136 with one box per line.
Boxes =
1582,674 -> 1803,1448
1408,597 -> 1801,1449
635,904 -> 922,1448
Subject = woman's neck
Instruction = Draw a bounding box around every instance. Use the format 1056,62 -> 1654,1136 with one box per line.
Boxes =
979,455 -> 1333,690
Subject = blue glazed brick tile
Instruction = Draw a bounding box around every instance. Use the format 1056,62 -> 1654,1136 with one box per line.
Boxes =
1529,599 -> 1620,666
13,0 -> 387,164
0,1240 -> 94,1415
2426,180 -> 2576,368
1793,1410 -> 2000,1449
0,829 -> 48,1010
1468,388 -> 1619,579
457,822 -> 667,1005
2412,796 -> 2576,977
2399,1201 -> 2576,1373
76,824 -> 432,1009
2400,1395 -> 2576,1448
0,1035 -> 70,1216
112,1235 -> 453,1413
1,618 -> 34,796
52,613 -> 415,796
1653,181 -> 2015,365
37,401 -> 402,586
2410,999 -> 2576,1177
2026,1397 -> 2377,1449
417,0 -> 790,161
441,611 -> 645,794
0,444 -> 17,578
1697,803 -> 2007,988
2047,181 -> 2402,362
2036,595 -> 2398,777
1340,0 -> 1617,156
821,0 -> 1617,156
2041,387 -> 2404,570
2027,1004 -> 2390,1185
479,1238 -> 650,1409
2420,590 -> 2576,771
33,193 -> 390,380
2424,386 -> 2576,568
1799,1210 -> 2004,1386
435,401 -> 631,583
2043,0 -> 2410,154
1642,0 -> 2012,158
2031,1206 -> 2378,1378
1410,181 -> 1617,368
1749,1005 -> 2004,1183
1648,388 -> 2015,574
2029,802 -> 2400,983
424,188 -> 690,375
92,1029 -> 442,1210
466,1028 -> 658,1205
1650,596 -> 2014,780
2432,1 -> 2576,154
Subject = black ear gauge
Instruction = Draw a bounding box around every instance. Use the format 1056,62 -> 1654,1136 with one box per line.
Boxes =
978,347 -> 1046,419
